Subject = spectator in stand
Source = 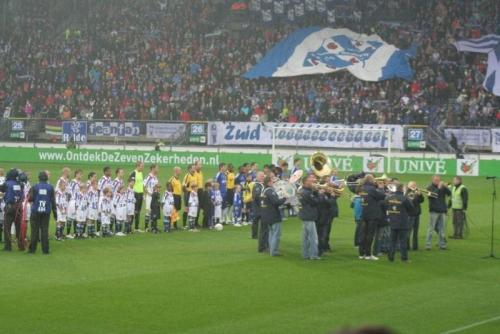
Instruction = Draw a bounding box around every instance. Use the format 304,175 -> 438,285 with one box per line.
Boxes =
0,0 -> 498,128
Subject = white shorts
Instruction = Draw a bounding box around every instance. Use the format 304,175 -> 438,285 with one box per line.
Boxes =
116,205 -> 127,221
67,200 -> 77,219
127,204 -> 135,216
87,209 -> 98,221
101,214 -> 111,225
214,206 -> 222,219
57,210 -> 67,223
144,195 -> 152,212
76,210 -> 87,223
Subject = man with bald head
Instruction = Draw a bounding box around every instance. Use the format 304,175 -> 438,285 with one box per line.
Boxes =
252,171 -> 265,247
168,167 -> 182,229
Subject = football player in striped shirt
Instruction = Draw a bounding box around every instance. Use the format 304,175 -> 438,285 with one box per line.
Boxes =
114,185 -> 127,237
125,177 -> 136,234
55,181 -> 68,241
75,183 -> 89,238
99,187 -> 113,237
87,181 -> 100,238
55,167 -> 71,193
66,169 -> 82,238
111,168 -> 125,233
97,167 -> 113,232
143,164 -> 159,232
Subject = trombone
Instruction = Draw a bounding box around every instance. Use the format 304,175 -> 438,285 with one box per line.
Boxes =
417,188 -> 439,198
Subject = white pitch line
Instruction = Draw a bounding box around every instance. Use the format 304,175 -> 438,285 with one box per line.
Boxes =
440,315 -> 500,334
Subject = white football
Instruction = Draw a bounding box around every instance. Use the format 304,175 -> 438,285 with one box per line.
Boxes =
214,223 -> 224,231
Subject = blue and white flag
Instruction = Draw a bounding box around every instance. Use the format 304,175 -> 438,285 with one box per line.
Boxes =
454,35 -> 500,96
244,27 -> 414,81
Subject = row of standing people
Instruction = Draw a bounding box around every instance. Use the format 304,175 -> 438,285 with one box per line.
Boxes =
355,174 -> 468,263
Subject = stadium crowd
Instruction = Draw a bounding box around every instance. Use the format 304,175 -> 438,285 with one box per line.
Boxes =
0,0 -> 499,128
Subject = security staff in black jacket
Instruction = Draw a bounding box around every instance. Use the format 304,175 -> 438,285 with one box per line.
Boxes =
384,182 -> 414,262
28,171 -> 57,254
359,174 -> 386,260
260,176 -> 286,256
0,169 -> 25,251
252,172 -> 265,245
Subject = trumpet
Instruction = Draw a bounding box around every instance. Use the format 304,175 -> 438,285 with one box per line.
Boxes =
312,183 -> 345,196
408,187 -> 438,199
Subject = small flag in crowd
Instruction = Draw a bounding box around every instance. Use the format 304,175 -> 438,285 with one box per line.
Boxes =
454,35 -> 500,96
45,120 -> 62,137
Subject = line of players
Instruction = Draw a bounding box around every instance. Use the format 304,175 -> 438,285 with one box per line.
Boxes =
49,161 -> 268,240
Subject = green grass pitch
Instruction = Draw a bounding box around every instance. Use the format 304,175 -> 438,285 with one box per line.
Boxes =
0,162 -> 499,334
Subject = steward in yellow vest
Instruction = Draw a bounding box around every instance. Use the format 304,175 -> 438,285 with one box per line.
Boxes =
449,176 -> 468,239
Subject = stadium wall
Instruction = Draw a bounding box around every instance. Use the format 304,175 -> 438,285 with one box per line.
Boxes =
0,145 -> 499,177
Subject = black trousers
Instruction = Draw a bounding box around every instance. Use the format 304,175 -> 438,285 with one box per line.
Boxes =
407,215 -> 420,250
3,203 -> 23,251
195,189 -> 203,227
389,228 -> 408,261
182,193 -> 189,227
316,222 -> 329,256
202,207 -> 213,228
325,217 -> 334,250
134,192 -> 143,230
359,219 -> 377,257
258,220 -> 269,252
173,194 -> 181,228
29,213 -> 50,254
452,209 -> 466,238
251,214 -> 260,239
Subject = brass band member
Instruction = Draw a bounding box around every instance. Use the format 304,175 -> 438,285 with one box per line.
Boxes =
449,176 -> 468,239
359,174 -> 386,260
405,181 -> 424,250
260,176 -> 286,257
425,175 -> 451,250
316,176 -> 338,256
299,174 -> 325,260
383,182 -> 414,262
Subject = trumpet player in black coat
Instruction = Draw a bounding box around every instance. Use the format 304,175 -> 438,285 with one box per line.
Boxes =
405,181 -> 424,250
359,174 -> 386,260
383,182 -> 414,262
315,176 -> 338,256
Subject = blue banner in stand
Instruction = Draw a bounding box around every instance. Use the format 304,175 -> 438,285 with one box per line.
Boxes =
88,121 -> 141,137
207,122 -> 404,149
62,121 -> 87,143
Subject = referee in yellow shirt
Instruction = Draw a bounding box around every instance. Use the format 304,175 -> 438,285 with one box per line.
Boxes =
130,161 -> 144,232
225,163 -> 235,224
168,167 -> 182,229
182,164 -> 197,228
194,160 -> 204,227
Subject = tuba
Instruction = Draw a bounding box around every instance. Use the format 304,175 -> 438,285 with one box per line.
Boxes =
310,152 -> 332,178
